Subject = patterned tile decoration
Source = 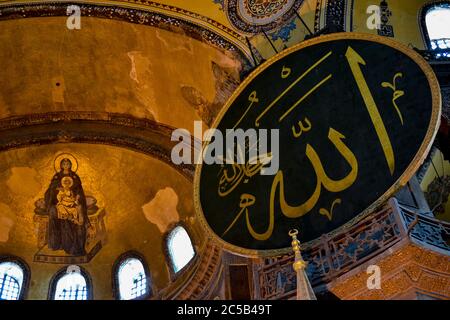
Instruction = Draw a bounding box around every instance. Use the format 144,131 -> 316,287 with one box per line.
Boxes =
225,0 -> 304,33
270,18 -> 296,42
223,0 -> 354,35
313,0 -> 323,32
325,0 -> 346,32
315,0 -> 354,33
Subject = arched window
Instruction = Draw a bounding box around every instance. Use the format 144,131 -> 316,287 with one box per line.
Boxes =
421,2 -> 450,55
49,266 -> 92,300
165,225 -> 196,275
0,256 -> 30,300
112,252 -> 152,300
0,262 -> 23,300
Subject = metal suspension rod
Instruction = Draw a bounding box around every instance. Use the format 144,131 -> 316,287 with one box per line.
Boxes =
295,10 -> 313,35
245,36 -> 259,66
262,29 -> 279,54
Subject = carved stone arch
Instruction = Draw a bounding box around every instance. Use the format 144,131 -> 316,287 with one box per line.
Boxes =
0,112 -> 195,180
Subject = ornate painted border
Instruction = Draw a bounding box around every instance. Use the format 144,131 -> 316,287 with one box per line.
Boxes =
0,112 -> 195,181
325,0 -> 346,31
225,0 -> 305,34
315,0 -> 352,33
313,0 -> 323,33
193,32 -> 442,258
0,1 -> 253,70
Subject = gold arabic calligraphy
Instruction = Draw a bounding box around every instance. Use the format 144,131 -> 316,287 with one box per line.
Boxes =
218,46 -> 402,241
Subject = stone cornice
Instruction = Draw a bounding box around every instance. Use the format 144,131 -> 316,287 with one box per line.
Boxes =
0,111 -> 195,180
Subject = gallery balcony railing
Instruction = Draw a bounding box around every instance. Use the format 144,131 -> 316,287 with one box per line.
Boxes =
397,202 -> 450,255
254,198 -> 450,300
415,39 -> 450,62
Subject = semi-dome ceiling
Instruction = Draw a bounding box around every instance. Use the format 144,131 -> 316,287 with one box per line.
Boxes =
0,14 -> 243,132
0,0 -> 239,299
0,143 -> 202,299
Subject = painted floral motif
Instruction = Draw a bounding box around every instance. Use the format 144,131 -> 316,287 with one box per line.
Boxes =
225,0 -> 304,33
270,19 -> 296,42
245,0 -> 289,18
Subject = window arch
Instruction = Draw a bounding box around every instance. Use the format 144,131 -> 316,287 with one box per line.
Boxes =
48,266 -> 92,300
0,256 -> 30,300
421,1 -> 450,53
164,224 -> 196,276
112,252 -> 152,300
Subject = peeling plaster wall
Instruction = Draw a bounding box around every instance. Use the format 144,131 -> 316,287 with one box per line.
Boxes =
142,187 -> 180,233
0,16 -> 242,132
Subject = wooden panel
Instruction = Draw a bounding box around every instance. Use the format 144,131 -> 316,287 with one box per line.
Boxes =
229,265 -> 251,300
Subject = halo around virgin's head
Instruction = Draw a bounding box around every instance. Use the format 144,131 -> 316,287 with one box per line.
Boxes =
54,153 -> 78,173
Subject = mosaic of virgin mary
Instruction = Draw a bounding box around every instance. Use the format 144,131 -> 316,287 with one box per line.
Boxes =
44,154 -> 89,256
